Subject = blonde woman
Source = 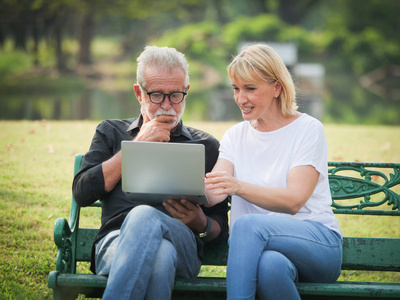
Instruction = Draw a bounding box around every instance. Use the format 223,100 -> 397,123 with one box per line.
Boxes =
205,43 -> 342,300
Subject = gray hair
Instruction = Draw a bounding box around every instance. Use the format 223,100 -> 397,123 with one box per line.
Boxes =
136,46 -> 190,87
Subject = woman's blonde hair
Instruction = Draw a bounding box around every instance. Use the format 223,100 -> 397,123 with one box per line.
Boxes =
227,43 -> 298,116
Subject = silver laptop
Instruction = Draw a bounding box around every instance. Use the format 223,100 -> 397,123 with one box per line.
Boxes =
121,141 -> 209,205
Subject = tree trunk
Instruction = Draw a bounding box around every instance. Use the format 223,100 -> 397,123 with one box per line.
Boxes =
54,13 -> 67,72
78,0 -> 95,66
0,28 -> 4,49
13,20 -> 27,50
32,10 -> 40,67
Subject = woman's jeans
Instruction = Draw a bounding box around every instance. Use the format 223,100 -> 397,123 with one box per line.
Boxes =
227,214 -> 342,300
95,205 -> 202,300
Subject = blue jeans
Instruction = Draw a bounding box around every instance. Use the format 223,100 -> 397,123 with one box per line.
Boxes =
95,205 -> 202,300
227,214 -> 342,300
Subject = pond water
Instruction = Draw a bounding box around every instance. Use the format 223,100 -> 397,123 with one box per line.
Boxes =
1,72 -> 399,125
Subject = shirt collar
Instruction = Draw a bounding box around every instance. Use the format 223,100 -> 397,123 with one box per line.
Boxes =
126,115 -> 143,132
126,114 -> 192,140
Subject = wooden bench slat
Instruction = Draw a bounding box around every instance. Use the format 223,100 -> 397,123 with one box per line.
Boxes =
50,272 -> 400,298
296,281 -> 400,298
342,237 -> 400,271
173,279 -> 400,298
74,228 -> 400,272
56,273 -> 107,288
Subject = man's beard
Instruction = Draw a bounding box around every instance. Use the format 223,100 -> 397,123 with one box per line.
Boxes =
142,101 -> 185,129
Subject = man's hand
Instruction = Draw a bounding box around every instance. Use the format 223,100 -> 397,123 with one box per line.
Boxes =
163,199 -> 208,234
135,115 -> 176,142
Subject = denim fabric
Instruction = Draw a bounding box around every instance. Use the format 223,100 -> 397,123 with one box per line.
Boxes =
227,214 -> 342,300
95,205 -> 202,300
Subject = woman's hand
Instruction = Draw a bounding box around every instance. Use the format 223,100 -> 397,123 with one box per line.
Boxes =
205,171 -> 241,196
203,158 -> 235,206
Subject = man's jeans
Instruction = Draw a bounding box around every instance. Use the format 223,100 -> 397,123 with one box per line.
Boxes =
95,205 -> 202,300
227,214 -> 343,300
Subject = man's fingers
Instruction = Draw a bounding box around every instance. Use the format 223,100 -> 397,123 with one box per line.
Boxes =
164,199 -> 185,214
155,115 -> 177,124
180,199 -> 198,211
135,117 -> 173,142
163,200 -> 182,217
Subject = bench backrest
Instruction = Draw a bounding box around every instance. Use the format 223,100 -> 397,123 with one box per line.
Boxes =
70,155 -> 400,272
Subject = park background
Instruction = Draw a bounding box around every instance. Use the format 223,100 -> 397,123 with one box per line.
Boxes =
1,0 -> 400,299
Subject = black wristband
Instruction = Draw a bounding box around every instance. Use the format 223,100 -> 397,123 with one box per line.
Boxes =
199,216 -> 211,238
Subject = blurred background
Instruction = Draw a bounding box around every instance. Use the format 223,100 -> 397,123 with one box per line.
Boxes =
0,0 -> 399,124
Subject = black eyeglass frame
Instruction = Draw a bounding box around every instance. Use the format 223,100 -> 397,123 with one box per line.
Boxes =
141,85 -> 187,104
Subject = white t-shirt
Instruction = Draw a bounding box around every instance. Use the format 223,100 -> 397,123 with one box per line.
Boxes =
219,114 -> 342,237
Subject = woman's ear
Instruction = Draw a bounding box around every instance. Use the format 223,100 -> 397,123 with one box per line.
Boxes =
274,81 -> 282,98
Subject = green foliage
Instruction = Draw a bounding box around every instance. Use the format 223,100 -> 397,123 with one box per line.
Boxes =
1,0 -> 399,78
154,14 -> 327,70
222,14 -> 285,51
153,21 -> 226,69
0,38 -> 78,75
322,70 -> 400,126
221,12 -> 327,58
321,0 -> 400,74
0,50 -> 33,75
322,26 -> 400,75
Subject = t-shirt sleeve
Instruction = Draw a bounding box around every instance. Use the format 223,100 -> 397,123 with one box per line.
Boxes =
218,126 -> 236,165
290,120 -> 328,178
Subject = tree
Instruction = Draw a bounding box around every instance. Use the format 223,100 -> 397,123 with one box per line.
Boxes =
323,0 -> 400,74
276,0 -> 320,25
77,0 -> 95,65
0,0 -> 31,50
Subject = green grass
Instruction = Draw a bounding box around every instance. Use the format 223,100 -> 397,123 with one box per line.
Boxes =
0,121 -> 399,299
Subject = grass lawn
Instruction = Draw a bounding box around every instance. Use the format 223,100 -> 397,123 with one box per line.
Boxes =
0,120 -> 399,299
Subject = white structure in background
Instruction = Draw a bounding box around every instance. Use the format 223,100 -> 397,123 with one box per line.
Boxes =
293,63 -> 325,120
267,42 -> 298,68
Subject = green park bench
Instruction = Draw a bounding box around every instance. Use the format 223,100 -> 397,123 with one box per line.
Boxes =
48,154 -> 400,299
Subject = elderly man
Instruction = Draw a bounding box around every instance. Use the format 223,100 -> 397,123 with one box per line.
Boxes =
72,46 -> 229,299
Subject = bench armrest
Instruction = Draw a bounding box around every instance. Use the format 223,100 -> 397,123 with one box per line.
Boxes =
54,217 -> 73,274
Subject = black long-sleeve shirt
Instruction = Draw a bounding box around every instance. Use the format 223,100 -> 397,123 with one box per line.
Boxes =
72,116 -> 229,271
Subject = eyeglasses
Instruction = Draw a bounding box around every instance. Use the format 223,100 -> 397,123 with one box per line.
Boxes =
141,85 -> 187,104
